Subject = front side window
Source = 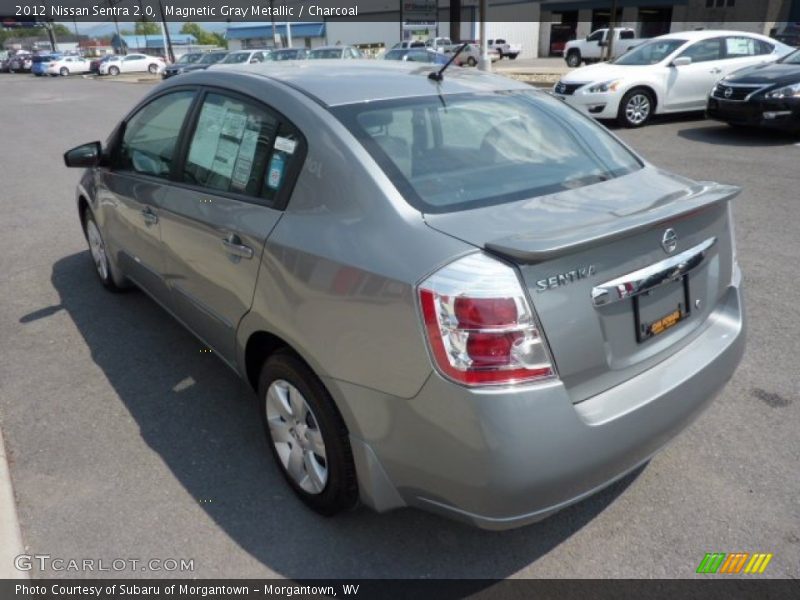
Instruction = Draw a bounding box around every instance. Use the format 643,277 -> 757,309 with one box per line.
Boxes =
587,31 -> 604,43
334,91 -> 642,213
614,38 -> 685,65
679,38 -> 723,63
183,93 -> 280,199
118,91 -> 195,178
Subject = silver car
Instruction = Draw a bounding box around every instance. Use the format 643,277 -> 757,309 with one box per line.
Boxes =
63,61 -> 745,529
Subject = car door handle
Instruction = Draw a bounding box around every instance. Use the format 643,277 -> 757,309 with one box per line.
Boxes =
709,67 -> 722,74
141,207 -> 158,226
221,234 -> 254,259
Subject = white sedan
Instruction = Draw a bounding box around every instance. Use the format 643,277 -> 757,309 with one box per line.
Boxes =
554,30 -> 794,127
46,56 -> 91,76
98,53 -> 165,76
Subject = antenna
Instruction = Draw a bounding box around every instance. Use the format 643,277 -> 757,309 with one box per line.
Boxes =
428,42 -> 469,82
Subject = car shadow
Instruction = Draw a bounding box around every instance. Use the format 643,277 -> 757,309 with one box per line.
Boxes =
29,250 -> 645,580
677,123 -> 800,147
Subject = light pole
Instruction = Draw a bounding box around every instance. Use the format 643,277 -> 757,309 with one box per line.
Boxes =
478,0 -> 490,71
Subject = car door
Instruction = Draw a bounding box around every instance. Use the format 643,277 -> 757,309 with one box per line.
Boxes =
159,90 -> 305,364
122,54 -> 145,73
97,89 -> 197,308
663,37 -> 724,111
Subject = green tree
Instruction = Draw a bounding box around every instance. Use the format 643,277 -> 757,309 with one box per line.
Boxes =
134,21 -> 160,36
180,22 -> 225,47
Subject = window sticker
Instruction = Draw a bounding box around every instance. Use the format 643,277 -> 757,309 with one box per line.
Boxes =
230,129 -> 259,190
266,153 -> 286,190
274,136 -> 297,155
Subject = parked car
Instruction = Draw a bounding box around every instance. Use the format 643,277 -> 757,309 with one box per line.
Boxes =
308,46 -> 363,59
31,53 -> 61,76
8,52 -> 33,73
98,53 -> 166,76
554,30 -> 795,127
47,55 -> 92,76
161,52 -> 204,79
488,38 -> 521,59
90,55 -> 117,74
63,61 -> 745,529
563,28 -> 641,67
162,50 -> 228,77
217,49 -> 272,66
425,37 -> 452,52
383,48 -> 449,64
392,40 -> 426,50
707,47 -> 800,132
443,42 -> 500,67
271,48 -> 308,61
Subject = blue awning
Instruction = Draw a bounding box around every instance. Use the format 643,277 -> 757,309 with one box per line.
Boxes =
226,22 -> 325,40
542,0 -> 687,11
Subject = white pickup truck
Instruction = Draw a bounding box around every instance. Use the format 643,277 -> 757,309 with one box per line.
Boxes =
563,28 -> 640,67
488,38 -> 521,59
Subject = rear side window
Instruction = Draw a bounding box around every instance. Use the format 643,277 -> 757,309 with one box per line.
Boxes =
334,91 -> 642,213
183,93 -> 279,198
118,91 -> 195,178
620,30 -> 635,40
725,37 -> 766,57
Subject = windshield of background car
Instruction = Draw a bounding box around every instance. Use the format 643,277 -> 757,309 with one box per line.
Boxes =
222,52 -> 250,64
613,39 -> 685,65
176,54 -> 201,64
199,53 -> 227,64
309,49 -> 343,59
334,91 -> 643,213
384,49 -> 408,60
779,49 -> 800,64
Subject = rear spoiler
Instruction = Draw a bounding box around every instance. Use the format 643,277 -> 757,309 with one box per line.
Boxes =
484,182 -> 740,264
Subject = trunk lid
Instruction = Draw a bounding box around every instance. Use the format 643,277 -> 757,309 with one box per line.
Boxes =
424,168 -> 740,403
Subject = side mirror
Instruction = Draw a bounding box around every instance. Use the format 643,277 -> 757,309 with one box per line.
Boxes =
672,56 -> 692,67
64,141 -> 102,168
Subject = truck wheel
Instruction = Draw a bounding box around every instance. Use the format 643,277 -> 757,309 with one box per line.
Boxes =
566,51 -> 581,68
509,54 -> 518,60
618,88 -> 654,128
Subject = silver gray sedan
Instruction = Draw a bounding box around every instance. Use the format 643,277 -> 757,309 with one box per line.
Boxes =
63,60 -> 745,529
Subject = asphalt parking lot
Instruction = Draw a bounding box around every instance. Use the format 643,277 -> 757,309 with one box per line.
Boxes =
0,75 -> 798,580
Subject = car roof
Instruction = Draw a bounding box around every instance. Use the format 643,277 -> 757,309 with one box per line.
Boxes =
311,46 -> 351,51
198,59 -> 531,107
654,29 -> 772,42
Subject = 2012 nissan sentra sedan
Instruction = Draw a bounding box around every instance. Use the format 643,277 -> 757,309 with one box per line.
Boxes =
63,61 -> 745,529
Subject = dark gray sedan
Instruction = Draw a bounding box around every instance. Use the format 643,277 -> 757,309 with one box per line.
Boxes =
63,61 -> 745,529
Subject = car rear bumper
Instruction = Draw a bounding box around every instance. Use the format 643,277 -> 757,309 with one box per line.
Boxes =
707,96 -> 800,130
330,269 -> 745,530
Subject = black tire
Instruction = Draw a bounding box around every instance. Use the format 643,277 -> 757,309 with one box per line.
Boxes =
108,66 -> 119,76
83,211 -> 127,292
148,63 -> 158,74
258,351 -> 358,516
617,88 -> 655,128
59,67 -> 69,77
509,54 -> 518,60
467,56 -> 477,67
566,51 -> 581,68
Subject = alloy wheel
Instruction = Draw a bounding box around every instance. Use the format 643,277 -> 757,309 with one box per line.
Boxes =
86,220 -> 109,281
625,93 -> 651,126
265,379 -> 328,495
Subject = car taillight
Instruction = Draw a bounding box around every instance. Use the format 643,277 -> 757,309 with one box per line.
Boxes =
418,253 -> 555,386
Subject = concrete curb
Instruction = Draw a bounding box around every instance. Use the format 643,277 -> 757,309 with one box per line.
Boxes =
0,425 -> 27,579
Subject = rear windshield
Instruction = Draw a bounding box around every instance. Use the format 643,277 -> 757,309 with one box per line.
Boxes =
333,91 -> 642,213
222,52 -> 250,64
309,48 -> 343,59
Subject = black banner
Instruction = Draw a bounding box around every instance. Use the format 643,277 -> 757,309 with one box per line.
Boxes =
3,579 -> 800,600
0,0 -> 796,23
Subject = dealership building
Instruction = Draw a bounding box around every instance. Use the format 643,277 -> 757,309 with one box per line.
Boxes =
225,0 -> 800,59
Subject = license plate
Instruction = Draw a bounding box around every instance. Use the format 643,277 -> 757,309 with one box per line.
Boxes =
634,276 -> 690,343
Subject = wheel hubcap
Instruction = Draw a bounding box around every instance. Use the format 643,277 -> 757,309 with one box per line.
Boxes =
266,380 -> 328,494
625,94 -> 650,124
86,221 -> 109,281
